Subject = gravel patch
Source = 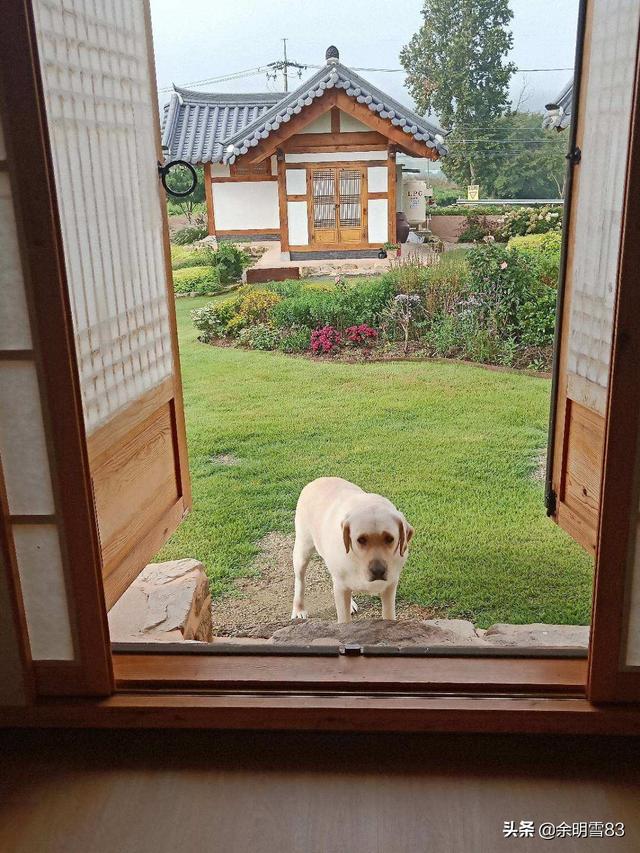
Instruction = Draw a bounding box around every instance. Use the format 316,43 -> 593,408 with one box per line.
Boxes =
212,532 -> 440,637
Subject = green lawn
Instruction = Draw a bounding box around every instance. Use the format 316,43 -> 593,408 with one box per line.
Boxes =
159,296 -> 593,628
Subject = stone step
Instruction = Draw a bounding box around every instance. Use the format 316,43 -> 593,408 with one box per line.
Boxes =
108,559 -> 212,643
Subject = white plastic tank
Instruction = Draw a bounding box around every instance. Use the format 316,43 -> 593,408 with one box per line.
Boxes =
403,179 -> 427,225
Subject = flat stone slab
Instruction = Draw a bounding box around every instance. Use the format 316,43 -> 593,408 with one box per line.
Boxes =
269,618 -> 589,648
270,618 -> 489,647
481,623 -> 589,648
108,559 -> 212,643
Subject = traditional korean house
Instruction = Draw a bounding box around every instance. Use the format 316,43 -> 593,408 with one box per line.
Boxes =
162,46 -> 447,259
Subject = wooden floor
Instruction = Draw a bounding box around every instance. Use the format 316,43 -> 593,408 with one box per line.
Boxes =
0,729 -> 638,852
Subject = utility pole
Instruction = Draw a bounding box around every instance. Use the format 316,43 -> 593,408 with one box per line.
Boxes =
266,41 -> 306,92
282,38 -> 288,92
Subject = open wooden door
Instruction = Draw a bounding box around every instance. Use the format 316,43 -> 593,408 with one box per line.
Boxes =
31,0 -> 191,610
547,0 -> 640,702
547,0 -> 640,556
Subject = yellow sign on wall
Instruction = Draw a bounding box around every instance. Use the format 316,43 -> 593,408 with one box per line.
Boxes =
467,185 -> 480,201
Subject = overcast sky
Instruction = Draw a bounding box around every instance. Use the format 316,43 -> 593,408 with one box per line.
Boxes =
150,0 -> 579,115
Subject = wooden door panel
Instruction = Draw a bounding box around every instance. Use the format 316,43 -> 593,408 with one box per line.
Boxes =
32,0 -> 191,610
549,0 -> 639,556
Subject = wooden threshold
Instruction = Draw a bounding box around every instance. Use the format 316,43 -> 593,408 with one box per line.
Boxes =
112,652 -> 587,695
3,691 -> 640,734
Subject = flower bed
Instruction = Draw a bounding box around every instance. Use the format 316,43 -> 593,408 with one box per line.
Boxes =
192,245 -> 560,371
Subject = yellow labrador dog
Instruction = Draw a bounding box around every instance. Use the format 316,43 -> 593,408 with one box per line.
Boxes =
291,477 -> 414,623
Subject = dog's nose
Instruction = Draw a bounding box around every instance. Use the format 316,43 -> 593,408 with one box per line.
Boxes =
368,559 -> 387,581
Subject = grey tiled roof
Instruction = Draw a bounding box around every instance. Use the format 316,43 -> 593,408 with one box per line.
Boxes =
543,79 -> 573,131
161,89 -> 282,163
223,62 -> 447,163
162,60 -> 447,164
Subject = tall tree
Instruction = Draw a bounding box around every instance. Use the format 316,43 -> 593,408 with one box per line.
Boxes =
400,0 -> 516,189
488,113 -> 569,198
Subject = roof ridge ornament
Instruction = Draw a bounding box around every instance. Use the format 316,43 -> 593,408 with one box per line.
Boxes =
325,45 -> 339,64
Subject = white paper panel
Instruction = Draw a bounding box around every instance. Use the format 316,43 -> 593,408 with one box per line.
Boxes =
567,0 -> 640,416
0,173 -> 32,350
368,198 -> 388,244
367,166 -> 388,194
286,168 -> 307,195
212,181 -> 280,230
13,524 -> 74,660
287,201 -> 309,245
0,362 -> 56,515
32,0 -> 173,434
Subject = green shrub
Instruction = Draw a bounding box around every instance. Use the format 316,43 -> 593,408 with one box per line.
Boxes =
458,215 -> 493,242
173,265 -> 221,295
422,259 -> 471,316
238,323 -> 280,350
277,325 -> 312,353
508,231 -> 562,287
467,244 -> 556,347
191,297 -> 241,341
236,288 -> 282,323
263,279 -> 306,298
497,206 -> 562,240
172,225 -> 208,245
431,204 -> 507,216
432,187 -> 461,207
270,277 -> 394,332
213,241 -> 252,283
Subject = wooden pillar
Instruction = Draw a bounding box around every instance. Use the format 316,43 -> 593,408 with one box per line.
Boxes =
277,151 -> 289,253
387,147 -> 397,244
203,163 -> 215,236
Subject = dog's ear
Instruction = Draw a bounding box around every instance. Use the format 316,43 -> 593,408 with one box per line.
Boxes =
397,516 -> 414,556
342,517 -> 352,553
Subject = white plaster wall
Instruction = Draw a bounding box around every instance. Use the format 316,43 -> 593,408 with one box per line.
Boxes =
285,151 -> 383,163
368,198 -> 388,244
300,113 -> 331,133
287,201 -> 309,245
213,181 -> 280,230
367,166 -> 388,193
286,168 -> 307,195
340,112 -> 371,132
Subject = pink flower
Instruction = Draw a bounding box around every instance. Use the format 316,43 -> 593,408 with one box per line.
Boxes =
500,261 -> 508,270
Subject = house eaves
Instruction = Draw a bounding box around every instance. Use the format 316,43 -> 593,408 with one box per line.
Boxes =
221,58 -> 448,164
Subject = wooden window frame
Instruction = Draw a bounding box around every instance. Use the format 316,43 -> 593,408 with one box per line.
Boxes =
2,0 -> 640,733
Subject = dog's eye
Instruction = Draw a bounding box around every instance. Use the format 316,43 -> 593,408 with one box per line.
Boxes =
383,533 -> 394,545
357,535 -> 368,546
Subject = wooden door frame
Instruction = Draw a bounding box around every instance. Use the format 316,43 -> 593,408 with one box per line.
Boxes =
588,17 -> 640,703
0,0 -> 113,696
2,0 -> 640,731
307,163 -> 367,247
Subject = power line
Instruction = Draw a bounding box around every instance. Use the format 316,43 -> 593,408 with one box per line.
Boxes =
157,67 -> 269,94
159,58 -> 574,94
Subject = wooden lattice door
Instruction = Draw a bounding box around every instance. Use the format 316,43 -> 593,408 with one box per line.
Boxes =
310,167 -> 365,245
31,0 -> 191,610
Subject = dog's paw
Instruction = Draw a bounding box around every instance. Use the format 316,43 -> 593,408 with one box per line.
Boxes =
291,607 -> 308,620
350,597 -> 358,615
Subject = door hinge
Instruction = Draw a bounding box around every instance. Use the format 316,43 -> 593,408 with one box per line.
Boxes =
545,488 -> 558,517
567,146 -> 582,166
